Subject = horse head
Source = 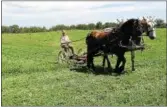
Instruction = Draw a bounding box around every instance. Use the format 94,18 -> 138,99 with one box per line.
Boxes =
140,16 -> 156,40
118,18 -> 143,46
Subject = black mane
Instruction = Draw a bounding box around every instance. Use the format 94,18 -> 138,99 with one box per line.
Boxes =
120,18 -> 139,35
115,18 -> 143,45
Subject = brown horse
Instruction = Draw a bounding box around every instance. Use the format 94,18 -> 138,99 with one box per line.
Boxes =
86,18 -> 156,73
86,28 -> 119,72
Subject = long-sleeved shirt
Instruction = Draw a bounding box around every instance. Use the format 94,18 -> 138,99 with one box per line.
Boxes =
60,35 -> 71,44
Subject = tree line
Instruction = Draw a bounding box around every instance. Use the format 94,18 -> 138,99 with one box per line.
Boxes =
2,18 -> 166,33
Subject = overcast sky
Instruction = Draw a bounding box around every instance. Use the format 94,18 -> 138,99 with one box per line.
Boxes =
2,1 -> 166,28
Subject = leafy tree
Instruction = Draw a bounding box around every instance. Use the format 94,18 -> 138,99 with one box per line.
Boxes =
96,21 -> 103,29
88,23 -> 96,29
155,19 -> 166,28
10,25 -> 19,33
2,18 -> 166,34
70,25 -> 76,29
2,26 -> 9,33
19,27 -> 25,33
103,22 -> 111,28
76,24 -> 88,30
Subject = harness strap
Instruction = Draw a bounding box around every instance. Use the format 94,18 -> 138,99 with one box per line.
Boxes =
147,29 -> 154,33
70,37 -> 86,43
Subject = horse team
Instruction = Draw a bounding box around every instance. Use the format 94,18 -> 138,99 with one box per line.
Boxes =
85,16 -> 156,73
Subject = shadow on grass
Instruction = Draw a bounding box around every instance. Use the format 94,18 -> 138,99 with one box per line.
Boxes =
51,60 -> 127,76
70,65 -> 126,76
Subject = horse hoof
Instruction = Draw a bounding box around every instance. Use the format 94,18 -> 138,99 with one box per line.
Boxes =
89,68 -> 96,74
120,66 -> 124,70
108,68 -> 113,73
120,70 -> 126,74
114,69 -> 120,73
104,68 -> 109,73
114,67 -> 125,74
92,70 -> 98,75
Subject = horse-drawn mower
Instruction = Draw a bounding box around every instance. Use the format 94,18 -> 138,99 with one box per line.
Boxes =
57,47 -> 87,69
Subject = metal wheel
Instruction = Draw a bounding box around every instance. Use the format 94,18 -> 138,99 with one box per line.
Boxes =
77,48 -> 85,56
57,51 -> 67,64
66,48 -> 73,57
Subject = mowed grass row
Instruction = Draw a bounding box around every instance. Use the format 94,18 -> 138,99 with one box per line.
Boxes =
2,29 -> 166,106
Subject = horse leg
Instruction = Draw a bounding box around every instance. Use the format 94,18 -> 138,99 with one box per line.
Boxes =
119,55 -> 126,73
105,55 -> 113,72
91,56 -> 95,71
131,50 -> 135,71
102,54 -> 112,72
102,55 -> 106,72
87,53 -> 91,69
102,55 -> 106,68
115,56 -> 122,73
87,54 -> 95,73
87,46 -> 92,69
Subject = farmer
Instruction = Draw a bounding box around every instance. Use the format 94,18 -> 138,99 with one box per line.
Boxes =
60,30 -> 75,55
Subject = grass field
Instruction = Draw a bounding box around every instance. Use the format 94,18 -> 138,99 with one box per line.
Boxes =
2,29 -> 166,106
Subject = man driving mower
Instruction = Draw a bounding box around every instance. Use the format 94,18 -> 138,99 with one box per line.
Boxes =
60,30 -> 75,55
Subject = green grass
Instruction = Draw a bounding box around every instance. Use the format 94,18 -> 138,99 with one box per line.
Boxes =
2,29 -> 166,106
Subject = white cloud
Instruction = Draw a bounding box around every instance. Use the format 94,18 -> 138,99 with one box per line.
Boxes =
2,1 -> 137,15
2,1 -> 166,27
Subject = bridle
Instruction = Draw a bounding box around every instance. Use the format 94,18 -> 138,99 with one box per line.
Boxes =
147,29 -> 154,33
